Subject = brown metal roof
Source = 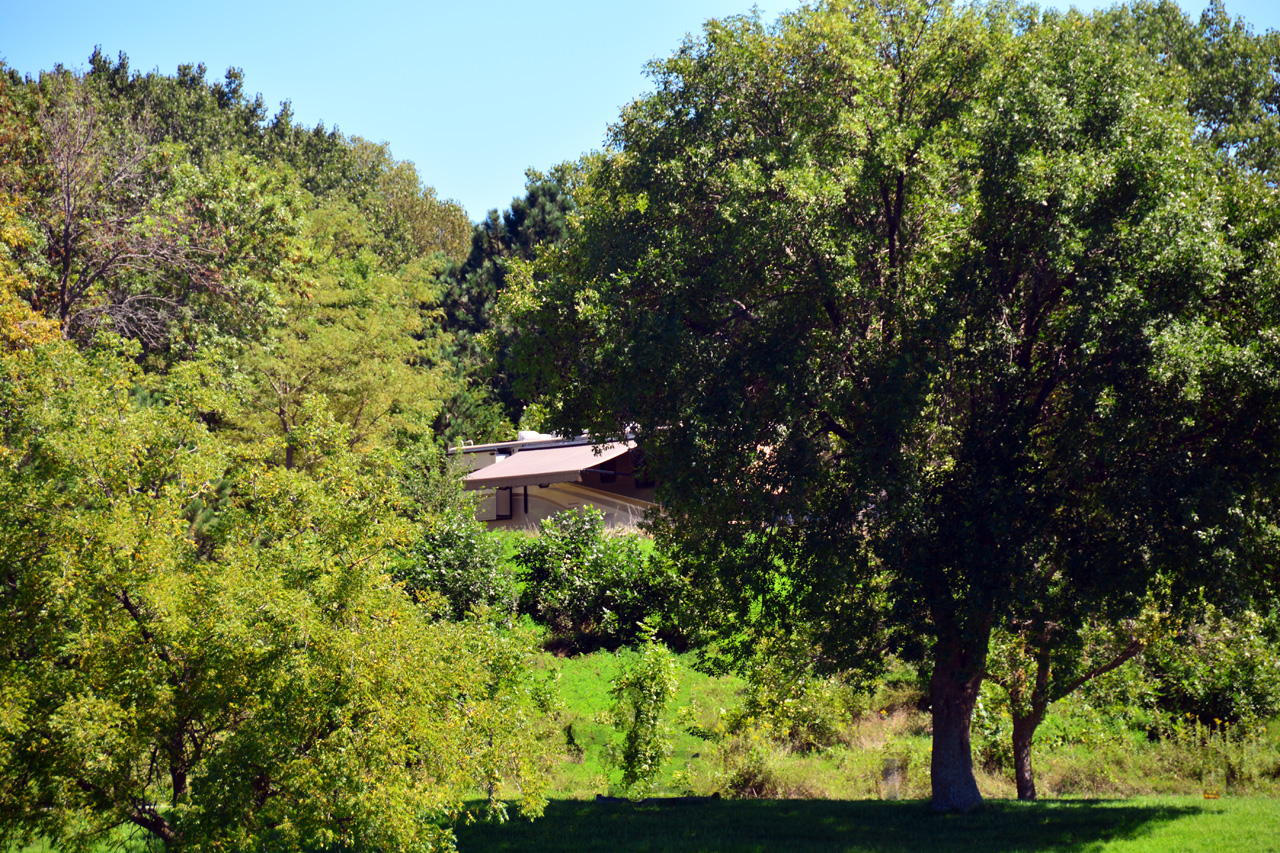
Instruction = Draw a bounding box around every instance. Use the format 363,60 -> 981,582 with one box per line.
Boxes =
462,442 -> 634,489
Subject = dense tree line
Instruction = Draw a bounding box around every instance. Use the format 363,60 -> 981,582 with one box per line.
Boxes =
0,53 -> 552,852
433,164 -> 582,443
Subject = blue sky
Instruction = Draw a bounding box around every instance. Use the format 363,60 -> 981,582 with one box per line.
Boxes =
3,1 -> 1277,221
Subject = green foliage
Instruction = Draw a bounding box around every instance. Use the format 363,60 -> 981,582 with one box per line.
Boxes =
434,166 -> 580,443
441,170 -> 575,345
1145,606 -> 1280,726
3,50 -> 470,396
981,609 -> 1161,798
0,167 -> 59,351
0,43 -> 549,853
538,644 -> 1278,806
233,225 -> 453,465
514,508 -> 684,650
603,628 -> 679,796
344,137 -> 471,267
399,507 -> 518,621
500,0 -> 1280,809
86,48 -> 271,166
181,474 -> 231,558
1100,0 -> 1280,175
727,632 -> 868,753
82,48 -> 475,261
871,658 -> 929,714
975,681 -> 1127,773
5,72 -> 307,358
975,605 -> 1280,794
0,339 -> 549,852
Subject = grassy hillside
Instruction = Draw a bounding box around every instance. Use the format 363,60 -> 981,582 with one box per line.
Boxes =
534,650 -> 1280,804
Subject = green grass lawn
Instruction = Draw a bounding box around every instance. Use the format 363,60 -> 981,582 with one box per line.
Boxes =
12,797 -> 1277,852
454,796 -> 1280,853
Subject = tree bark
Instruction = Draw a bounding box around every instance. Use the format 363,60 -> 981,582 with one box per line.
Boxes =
929,637 -> 986,812
1005,630 -> 1143,800
1011,713 -> 1041,800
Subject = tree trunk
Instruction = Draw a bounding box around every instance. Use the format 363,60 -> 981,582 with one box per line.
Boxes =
929,637 -> 986,812
1004,630 -> 1142,801
1011,712 -> 1041,800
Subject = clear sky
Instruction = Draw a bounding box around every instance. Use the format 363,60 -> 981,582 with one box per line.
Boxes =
3,1 -> 1277,221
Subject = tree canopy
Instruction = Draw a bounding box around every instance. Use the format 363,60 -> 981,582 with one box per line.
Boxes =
433,165 -> 581,443
502,0 -> 1280,811
0,339 -> 550,852
0,51 -> 551,850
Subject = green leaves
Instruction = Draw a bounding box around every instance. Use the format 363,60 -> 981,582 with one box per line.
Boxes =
0,340 -> 549,852
399,507 -> 517,621
515,509 -> 686,651
604,626 -> 679,796
500,0 -> 1280,811
1,47 -> 557,851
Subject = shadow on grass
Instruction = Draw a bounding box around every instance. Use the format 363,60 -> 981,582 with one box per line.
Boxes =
453,798 -> 1203,853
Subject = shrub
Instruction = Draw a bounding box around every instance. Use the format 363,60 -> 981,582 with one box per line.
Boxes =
603,627 -> 680,796
1143,606 -> 1280,726
515,508 -> 684,649
712,721 -> 830,799
397,509 -> 518,620
870,656 -> 928,715
727,633 -> 868,753
716,723 -> 788,798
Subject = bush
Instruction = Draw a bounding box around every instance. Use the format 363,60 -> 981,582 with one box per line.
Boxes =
727,633 -> 868,753
515,508 -> 685,649
604,627 -> 679,796
1143,606 -> 1280,726
397,509 -> 518,620
716,723 -> 790,798
712,722 -> 829,799
870,656 -> 928,715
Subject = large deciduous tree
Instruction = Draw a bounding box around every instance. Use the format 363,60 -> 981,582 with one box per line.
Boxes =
973,0 -> 1280,802
0,339 -> 549,851
10,72 -> 305,357
502,0 -> 1280,811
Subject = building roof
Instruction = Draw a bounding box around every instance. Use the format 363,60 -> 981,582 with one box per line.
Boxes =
462,441 -> 635,490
